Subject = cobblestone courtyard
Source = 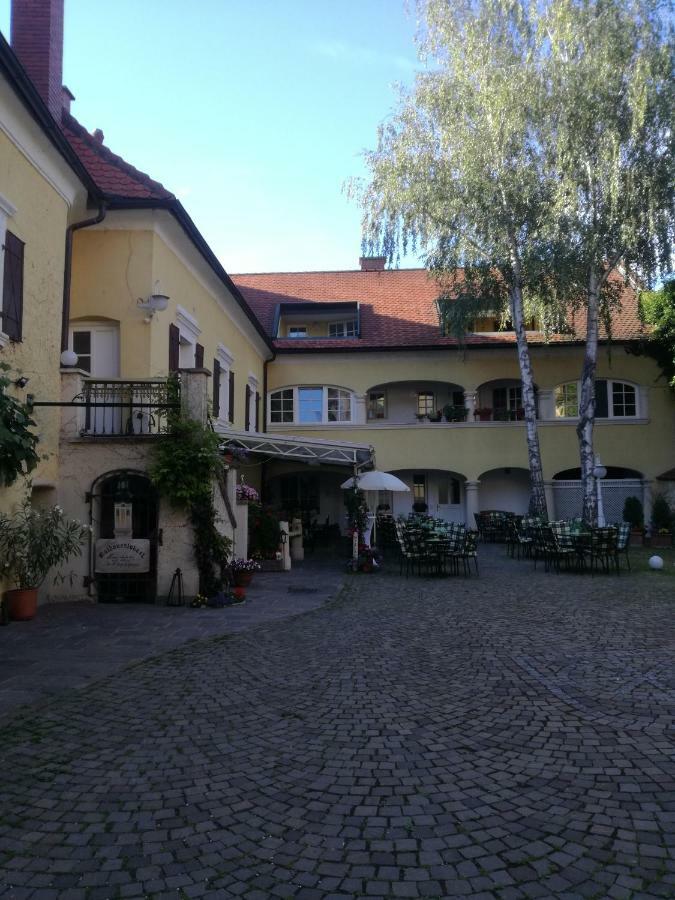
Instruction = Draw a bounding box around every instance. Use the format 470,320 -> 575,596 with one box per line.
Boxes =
1,549 -> 674,899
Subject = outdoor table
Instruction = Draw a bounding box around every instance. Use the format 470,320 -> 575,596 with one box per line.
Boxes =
423,535 -> 448,576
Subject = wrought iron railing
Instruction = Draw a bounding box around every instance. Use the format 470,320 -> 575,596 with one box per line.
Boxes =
78,379 -> 180,437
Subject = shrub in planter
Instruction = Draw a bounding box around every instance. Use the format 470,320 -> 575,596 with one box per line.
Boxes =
412,501 -> 428,513
650,494 -> 673,546
0,504 -> 90,620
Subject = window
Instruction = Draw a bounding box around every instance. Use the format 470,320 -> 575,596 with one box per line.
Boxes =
554,379 -> 638,419
327,388 -> 351,422
612,382 -> 636,417
214,345 -> 234,422
472,315 -> 537,333
270,388 -> 294,423
1,231 -> 24,342
328,320 -> 357,338
493,386 -> 522,412
555,382 -> 578,418
413,474 -> 426,502
72,331 -> 92,372
438,477 -> 461,506
367,391 -> 386,420
299,387 -> 323,423
269,386 -> 353,425
417,392 -> 435,416
288,325 -> 307,338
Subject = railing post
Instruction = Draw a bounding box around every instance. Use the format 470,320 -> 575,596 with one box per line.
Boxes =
59,368 -> 87,440
179,367 -> 211,425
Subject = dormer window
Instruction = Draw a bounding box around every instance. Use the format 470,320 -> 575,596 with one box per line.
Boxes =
288,325 -> 307,338
328,320 -> 358,338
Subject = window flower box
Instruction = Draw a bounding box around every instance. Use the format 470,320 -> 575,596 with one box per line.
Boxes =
475,408 -> 493,422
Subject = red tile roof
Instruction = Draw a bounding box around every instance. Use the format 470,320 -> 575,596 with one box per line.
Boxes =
61,111 -> 174,201
233,268 -> 644,351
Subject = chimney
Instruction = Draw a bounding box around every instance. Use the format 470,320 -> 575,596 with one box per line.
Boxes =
359,256 -> 387,272
11,0 -> 65,120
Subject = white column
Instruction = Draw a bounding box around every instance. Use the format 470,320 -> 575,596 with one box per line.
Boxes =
537,388 -> 554,420
464,390 -> 477,422
642,480 -> 653,534
354,393 -> 367,425
544,480 -> 555,520
465,480 -> 480,527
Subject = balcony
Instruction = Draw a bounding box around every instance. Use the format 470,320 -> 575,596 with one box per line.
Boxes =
366,381 -> 466,425
76,379 -> 179,437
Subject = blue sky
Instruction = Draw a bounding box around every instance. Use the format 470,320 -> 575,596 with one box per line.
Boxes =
0,0 -> 423,273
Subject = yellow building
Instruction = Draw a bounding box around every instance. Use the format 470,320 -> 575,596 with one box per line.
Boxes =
0,29 -> 94,518
233,262 -> 675,529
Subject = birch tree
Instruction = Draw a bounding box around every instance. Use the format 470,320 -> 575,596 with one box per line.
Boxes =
544,0 -> 674,523
353,0 -> 554,518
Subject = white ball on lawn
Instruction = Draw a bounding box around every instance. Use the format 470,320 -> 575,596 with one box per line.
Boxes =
648,555 -> 664,570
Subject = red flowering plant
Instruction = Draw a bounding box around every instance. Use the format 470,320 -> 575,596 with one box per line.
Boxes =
248,502 -> 282,560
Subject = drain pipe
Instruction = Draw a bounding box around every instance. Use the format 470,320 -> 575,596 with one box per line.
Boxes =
61,203 -> 107,354
260,349 -> 276,505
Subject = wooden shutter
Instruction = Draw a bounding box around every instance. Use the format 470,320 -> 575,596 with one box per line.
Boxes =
195,342 -> 204,368
255,391 -> 260,431
245,384 -> 251,431
212,359 -> 221,419
2,231 -> 24,341
168,323 -> 180,372
228,371 -> 235,423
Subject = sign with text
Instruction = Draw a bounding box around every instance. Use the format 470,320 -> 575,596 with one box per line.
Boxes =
95,539 -> 150,573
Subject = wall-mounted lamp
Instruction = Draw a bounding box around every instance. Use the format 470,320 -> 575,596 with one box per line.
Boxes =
14,376 -> 30,389
60,349 -> 79,367
137,293 -> 169,323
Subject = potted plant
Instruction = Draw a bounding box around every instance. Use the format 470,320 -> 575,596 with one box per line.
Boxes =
236,482 -> 259,504
475,408 -> 493,422
623,495 -> 644,546
230,557 -> 261,587
0,503 -> 90,621
428,410 -> 443,423
650,494 -> 673,548
412,501 -> 428,514
415,413 -> 427,422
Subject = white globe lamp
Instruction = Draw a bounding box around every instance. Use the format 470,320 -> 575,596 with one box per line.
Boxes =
648,555 -> 664,571
60,348 -> 78,367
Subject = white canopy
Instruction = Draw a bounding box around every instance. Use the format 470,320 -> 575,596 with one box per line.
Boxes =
340,470 -> 410,492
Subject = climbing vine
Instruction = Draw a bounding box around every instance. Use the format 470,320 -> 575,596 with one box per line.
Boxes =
150,413 -> 232,596
0,363 -> 40,488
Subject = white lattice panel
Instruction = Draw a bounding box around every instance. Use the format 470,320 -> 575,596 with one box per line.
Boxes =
553,479 -> 643,523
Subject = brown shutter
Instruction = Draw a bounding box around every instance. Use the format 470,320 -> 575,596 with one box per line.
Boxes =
212,358 -> 221,419
228,370 -> 235,423
255,391 -> 260,431
168,323 -> 180,372
195,342 -> 204,368
245,384 -> 251,431
2,232 -> 24,341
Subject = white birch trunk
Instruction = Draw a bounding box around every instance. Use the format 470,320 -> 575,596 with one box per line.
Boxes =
509,278 -> 548,519
577,269 -> 601,525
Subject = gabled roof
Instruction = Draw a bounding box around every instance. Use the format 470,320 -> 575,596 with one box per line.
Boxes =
61,112 -> 173,201
233,268 -> 644,352
0,33 -> 98,197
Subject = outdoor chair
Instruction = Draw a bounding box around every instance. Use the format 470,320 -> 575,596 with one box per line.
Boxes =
613,522 -> 631,572
395,524 -> 427,577
548,522 -> 578,572
581,527 -> 619,575
459,530 -> 479,575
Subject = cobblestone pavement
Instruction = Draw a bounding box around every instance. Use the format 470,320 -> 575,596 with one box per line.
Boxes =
1,547 -> 674,899
0,560 -> 343,719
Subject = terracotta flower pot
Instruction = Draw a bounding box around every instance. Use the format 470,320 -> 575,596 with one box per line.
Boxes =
6,588 -> 38,621
234,572 -> 253,587
232,586 -> 246,602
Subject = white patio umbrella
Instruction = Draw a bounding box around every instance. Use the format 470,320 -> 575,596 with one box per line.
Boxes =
341,470 -> 410,547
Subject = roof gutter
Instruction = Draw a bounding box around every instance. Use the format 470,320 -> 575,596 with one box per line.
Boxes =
61,202 -> 107,352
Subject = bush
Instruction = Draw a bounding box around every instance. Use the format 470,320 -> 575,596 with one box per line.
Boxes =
623,496 -> 644,530
651,494 -> 673,533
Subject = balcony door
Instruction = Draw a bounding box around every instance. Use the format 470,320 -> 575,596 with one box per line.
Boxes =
69,323 -> 120,433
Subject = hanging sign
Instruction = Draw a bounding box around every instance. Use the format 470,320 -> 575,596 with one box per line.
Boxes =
95,539 -> 150,573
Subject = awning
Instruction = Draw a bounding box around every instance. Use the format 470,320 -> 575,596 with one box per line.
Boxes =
215,426 -> 374,468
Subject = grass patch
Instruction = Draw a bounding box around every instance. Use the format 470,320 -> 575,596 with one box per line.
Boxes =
629,545 -> 675,577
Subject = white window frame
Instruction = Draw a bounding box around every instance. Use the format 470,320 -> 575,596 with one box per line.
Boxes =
287,325 -> 307,338
328,320 -> 358,338
216,343 -> 234,425
554,379 -> 640,420
0,192 -> 18,349
175,305 -> 202,368
268,386 -> 354,426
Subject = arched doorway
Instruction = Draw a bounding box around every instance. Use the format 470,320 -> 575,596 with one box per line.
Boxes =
552,467 -> 644,522
91,470 -> 159,603
478,467 -> 530,514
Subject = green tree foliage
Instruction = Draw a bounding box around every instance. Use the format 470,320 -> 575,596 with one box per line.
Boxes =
353,0 -> 553,517
639,279 -> 675,387
0,364 -> 39,487
543,0 -> 674,524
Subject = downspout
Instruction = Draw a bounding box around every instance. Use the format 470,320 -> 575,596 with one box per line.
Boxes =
61,202 -> 107,353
